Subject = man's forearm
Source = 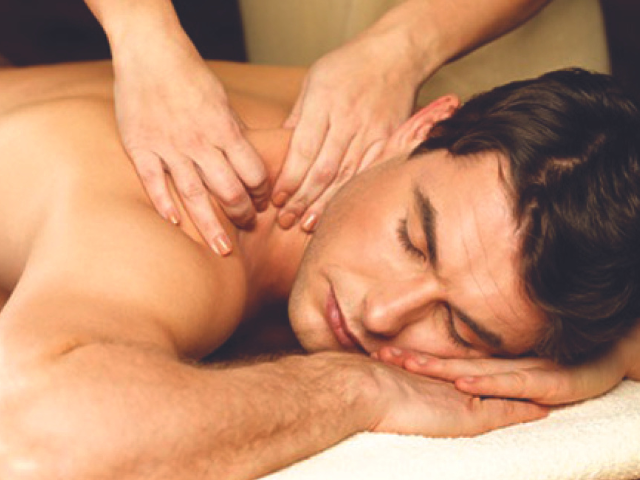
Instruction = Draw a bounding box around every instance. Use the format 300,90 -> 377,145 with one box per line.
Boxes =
362,0 -> 551,82
1,343 -> 375,480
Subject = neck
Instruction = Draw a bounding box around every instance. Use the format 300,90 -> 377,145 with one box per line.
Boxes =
236,128 -> 311,312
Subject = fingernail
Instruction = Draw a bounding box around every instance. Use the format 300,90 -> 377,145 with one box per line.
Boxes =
301,213 -> 318,232
459,376 -> 477,384
390,347 -> 402,356
212,233 -> 232,256
278,211 -> 297,229
168,212 -> 180,225
272,192 -> 289,207
414,355 -> 428,365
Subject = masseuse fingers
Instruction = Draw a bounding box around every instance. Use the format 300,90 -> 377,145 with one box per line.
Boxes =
281,126 -> 364,231
297,139 -> 384,232
277,125 -> 353,229
128,147 -> 180,224
167,154 -> 233,256
218,118 -> 271,213
272,107 -> 329,215
191,142 -> 257,229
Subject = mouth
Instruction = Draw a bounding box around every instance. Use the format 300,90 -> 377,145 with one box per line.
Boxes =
325,286 -> 366,353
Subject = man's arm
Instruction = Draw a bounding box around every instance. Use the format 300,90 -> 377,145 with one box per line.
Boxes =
0,307 -> 546,480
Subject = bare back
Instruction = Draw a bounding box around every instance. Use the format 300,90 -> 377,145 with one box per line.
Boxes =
0,61 -> 305,364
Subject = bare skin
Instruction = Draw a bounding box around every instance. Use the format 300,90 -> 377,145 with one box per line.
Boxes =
0,61 -> 547,480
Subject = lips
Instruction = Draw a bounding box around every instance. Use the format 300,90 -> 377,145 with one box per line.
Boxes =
326,286 -> 365,352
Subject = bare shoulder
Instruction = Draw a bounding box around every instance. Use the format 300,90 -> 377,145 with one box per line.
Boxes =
0,60 -> 306,128
0,97 -> 249,364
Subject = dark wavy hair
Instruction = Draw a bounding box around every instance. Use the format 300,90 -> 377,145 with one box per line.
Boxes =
413,68 -> 640,364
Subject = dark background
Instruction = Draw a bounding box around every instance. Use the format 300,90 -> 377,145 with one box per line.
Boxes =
0,0 -> 247,64
0,0 -> 638,99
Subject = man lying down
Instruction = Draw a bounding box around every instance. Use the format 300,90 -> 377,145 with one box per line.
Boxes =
0,61 -> 639,480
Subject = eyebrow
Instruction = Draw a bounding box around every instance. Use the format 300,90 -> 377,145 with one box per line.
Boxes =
412,185 -> 506,353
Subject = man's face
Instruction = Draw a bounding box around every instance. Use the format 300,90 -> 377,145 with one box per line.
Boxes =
289,149 -> 546,359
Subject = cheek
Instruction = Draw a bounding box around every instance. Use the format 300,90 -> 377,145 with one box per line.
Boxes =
391,307 -> 452,356
389,306 -> 485,359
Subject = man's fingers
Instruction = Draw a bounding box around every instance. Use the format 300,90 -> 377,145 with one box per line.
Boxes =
128,148 -> 181,224
167,156 -> 233,256
468,396 -> 549,435
375,347 -> 409,368
455,370 -> 568,404
402,353 -> 548,378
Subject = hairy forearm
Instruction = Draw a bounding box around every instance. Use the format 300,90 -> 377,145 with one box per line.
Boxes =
1,343 -> 374,480
362,0 -> 551,81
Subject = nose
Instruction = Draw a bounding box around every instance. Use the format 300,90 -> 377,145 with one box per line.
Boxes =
361,275 -> 444,338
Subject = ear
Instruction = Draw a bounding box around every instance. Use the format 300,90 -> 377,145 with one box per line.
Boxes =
394,95 -> 460,151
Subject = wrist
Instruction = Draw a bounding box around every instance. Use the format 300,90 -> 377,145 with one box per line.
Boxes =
356,2 -> 443,84
280,352 -> 386,434
95,0 -> 188,60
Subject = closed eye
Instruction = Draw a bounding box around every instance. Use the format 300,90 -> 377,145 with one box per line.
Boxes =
444,305 -> 474,349
397,218 -> 426,261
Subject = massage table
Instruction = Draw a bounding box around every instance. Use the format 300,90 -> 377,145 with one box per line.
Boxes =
262,380 -> 640,480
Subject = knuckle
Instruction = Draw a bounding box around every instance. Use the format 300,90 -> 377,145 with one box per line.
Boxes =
217,187 -> 248,209
311,165 -> 338,186
170,156 -> 193,169
178,179 -> 207,201
183,134 -> 208,154
285,198 -> 309,217
293,143 -> 318,163
244,174 -> 269,192
336,163 -> 358,182
511,371 -> 531,395
136,165 -> 162,184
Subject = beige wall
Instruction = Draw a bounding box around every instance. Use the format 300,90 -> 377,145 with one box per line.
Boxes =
239,0 -> 609,103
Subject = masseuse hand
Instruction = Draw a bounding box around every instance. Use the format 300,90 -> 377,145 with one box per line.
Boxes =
272,35 -> 421,232
374,333 -> 640,405
113,31 -> 269,256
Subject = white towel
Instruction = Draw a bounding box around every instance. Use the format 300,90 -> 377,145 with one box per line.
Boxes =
263,380 -> 640,480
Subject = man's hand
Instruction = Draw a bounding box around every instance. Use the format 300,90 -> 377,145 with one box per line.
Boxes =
374,343 -> 632,405
272,35 -> 420,232
313,353 -> 548,438
113,32 -> 269,256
